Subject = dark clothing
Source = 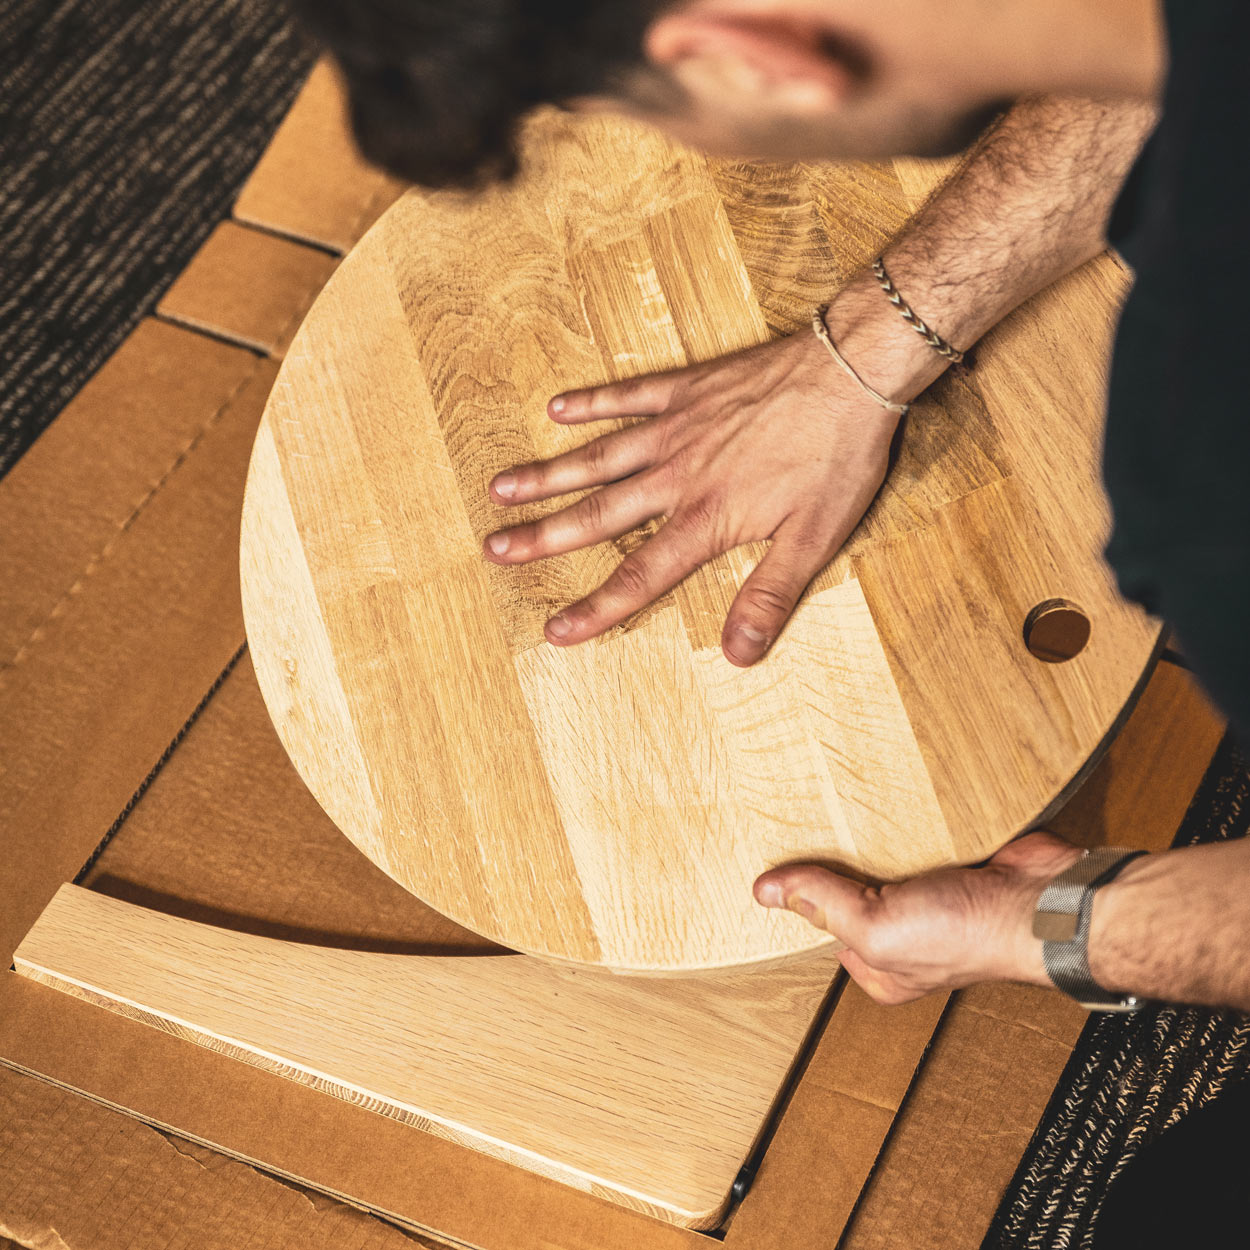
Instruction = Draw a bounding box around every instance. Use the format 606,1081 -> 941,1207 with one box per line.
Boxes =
1092,1078 -> 1250,1248
1103,0 -> 1250,739
1089,4 -> 1249,1241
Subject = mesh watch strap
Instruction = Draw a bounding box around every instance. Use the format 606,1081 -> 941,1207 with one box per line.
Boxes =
1033,848 -> 1147,1011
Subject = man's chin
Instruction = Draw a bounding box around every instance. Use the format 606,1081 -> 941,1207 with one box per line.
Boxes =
602,89 -> 1017,166
900,98 -> 1015,158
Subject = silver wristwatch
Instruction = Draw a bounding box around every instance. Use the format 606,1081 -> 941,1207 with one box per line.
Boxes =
1032,847 -> 1147,1012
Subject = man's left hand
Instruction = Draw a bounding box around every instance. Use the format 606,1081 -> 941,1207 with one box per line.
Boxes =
754,831 -> 1085,1003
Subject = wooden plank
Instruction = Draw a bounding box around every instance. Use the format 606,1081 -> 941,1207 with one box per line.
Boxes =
233,60 -> 406,253
0,970 -> 707,1250
158,221 -> 338,355
14,885 -> 841,1230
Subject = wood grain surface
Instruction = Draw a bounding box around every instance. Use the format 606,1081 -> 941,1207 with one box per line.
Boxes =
14,884 -> 840,1229
240,108 -> 1160,976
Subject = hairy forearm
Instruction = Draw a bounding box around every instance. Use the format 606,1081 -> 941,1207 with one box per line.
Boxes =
1001,837 -> 1250,1011
825,95 -> 1159,399
1081,840 -> 1250,1011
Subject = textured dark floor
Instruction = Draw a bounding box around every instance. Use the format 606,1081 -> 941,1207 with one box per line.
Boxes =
984,731 -> 1250,1250
0,0 -> 314,479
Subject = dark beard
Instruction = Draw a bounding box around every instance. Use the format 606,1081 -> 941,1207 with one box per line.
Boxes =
909,98 -> 1015,158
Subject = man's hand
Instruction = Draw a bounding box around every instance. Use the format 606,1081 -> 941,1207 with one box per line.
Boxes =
754,832 -> 1085,1004
484,316 -> 927,666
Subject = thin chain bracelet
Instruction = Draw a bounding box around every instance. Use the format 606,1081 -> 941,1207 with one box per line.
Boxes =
872,257 -> 969,366
810,306 -> 910,417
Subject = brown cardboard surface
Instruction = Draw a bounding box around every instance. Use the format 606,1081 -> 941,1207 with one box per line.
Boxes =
4,34 -> 1226,1248
842,983 -> 1087,1250
0,320 -> 276,967
0,1065 -> 448,1250
0,432 -> 1222,1250
0,220 -> 1224,1247
725,982 -> 949,1249
0,319 -> 261,665
158,221 -> 338,356
0,240 -> 939,1241
233,60 -> 406,253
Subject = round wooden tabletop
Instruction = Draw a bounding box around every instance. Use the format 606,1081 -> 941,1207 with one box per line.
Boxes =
240,110 -> 1160,976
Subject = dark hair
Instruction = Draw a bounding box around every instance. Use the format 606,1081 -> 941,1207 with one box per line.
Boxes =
286,0 -> 660,188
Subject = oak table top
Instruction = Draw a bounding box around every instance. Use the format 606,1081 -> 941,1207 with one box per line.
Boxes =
240,109 -> 1159,976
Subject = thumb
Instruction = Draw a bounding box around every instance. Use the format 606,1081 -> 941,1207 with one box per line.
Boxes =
754,865 -> 873,944
722,522 -> 828,666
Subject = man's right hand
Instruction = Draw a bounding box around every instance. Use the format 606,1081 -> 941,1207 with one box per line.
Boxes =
483,92 -> 1161,666
483,296 -> 938,666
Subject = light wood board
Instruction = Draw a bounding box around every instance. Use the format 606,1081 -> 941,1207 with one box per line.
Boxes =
13,884 -> 840,1229
240,108 -> 1160,976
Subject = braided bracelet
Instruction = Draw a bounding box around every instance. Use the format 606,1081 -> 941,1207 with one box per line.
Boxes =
872,257 -> 967,365
810,306 -> 910,418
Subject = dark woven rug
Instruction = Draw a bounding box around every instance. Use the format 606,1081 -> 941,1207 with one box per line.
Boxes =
0,0 -> 315,479
984,730 -> 1250,1250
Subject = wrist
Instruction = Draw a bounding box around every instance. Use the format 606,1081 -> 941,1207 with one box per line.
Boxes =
820,265 -> 956,403
1000,841 -> 1088,987
1087,851 -> 1156,994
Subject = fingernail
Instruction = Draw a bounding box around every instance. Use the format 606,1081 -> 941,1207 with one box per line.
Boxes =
546,613 -> 572,639
487,532 -> 510,555
757,880 -> 784,908
727,624 -> 770,663
786,895 -> 818,922
494,471 -> 517,499
550,396 -> 566,416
